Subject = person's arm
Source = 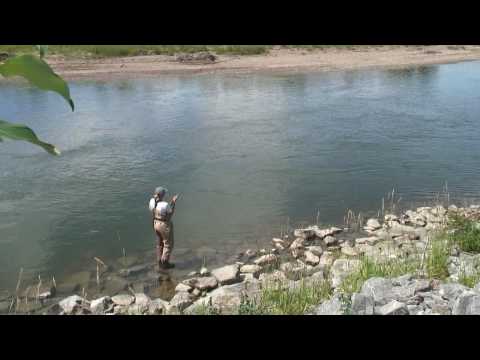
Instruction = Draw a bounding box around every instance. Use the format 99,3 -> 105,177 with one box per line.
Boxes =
148,198 -> 155,212
169,194 -> 179,214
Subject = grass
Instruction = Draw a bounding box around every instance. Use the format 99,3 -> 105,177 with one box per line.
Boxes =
425,236 -> 450,280
339,255 -> 421,295
237,279 -> 332,315
458,269 -> 480,288
0,45 -> 386,59
448,214 -> 480,253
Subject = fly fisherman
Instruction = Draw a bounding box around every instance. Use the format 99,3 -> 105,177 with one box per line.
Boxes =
149,187 -> 179,270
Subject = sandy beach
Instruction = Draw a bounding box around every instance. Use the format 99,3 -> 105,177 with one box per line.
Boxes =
44,45 -> 480,81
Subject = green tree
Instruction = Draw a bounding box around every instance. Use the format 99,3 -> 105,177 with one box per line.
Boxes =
0,45 -> 74,155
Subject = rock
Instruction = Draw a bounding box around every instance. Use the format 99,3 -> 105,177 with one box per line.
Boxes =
452,292 -> 480,315
90,296 -> 113,314
313,295 -> 344,315
391,274 -> 414,287
304,251 -> 320,266
331,259 -> 361,288
211,264 -> 241,285
272,238 -> 285,246
351,293 -> 374,315
134,293 -> 151,307
474,282 -> 480,294
319,252 -> 335,267
175,283 -> 192,293
176,52 -> 216,63
306,246 -> 323,257
240,264 -> 262,277
111,294 -> 135,306
294,226 -> 318,239
59,295 -> 86,314
414,280 -> 432,294
186,276 -> 218,291
291,248 -> 304,259
376,300 -> 409,315
199,267 -> 209,276
355,237 -> 380,246
315,227 -> 342,238
169,292 -> 195,313
364,218 -> 381,231
341,246 -> 359,257
254,254 -> 278,267
439,283 -> 469,301
127,303 -> 149,315
360,278 -> 394,306
188,271 -> 199,277
119,264 -> 149,277
280,262 -> 308,280
290,238 -> 305,250
148,298 -> 169,314
384,214 -> 399,222
244,249 -> 257,259
323,236 -> 337,246
192,288 -> 201,297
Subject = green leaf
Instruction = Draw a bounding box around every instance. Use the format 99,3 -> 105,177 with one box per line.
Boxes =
0,54 -> 74,111
0,119 -> 60,155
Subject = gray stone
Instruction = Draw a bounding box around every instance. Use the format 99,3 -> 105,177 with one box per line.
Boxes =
134,293 -> 151,307
148,298 -> 169,314
304,251 -> 320,266
187,276 -> 218,291
355,237 -> 380,246
360,278 -> 395,306
211,264 -> 241,285
294,226 -> 318,239
414,280 -> 432,294
290,238 -> 305,250
474,282 -> 480,294
254,254 -> 278,267
323,236 -> 337,246
169,291 -> 195,313
127,303 -> 149,315
90,296 -> 113,314
59,295 -> 86,314
351,293 -> 374,315
111,294 -> 135,306
306,246 -> 323,257
439,283 -> 469,301
314,295 -> 344,315
240,264 -> 262,277
175,283 -> 192,293
452,292 -> 478,315
376,300 -> 409,315
364,218 -> 381,231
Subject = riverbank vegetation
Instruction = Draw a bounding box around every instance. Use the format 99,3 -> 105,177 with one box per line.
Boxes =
0,45 -> 385,58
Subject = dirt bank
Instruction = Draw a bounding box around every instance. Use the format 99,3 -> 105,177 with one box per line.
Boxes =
44,46 -> 480,81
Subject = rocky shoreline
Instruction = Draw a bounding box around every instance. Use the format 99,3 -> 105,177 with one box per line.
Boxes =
3,203 -> 480,315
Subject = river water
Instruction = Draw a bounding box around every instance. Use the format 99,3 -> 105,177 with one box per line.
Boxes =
2,61 -> 480,293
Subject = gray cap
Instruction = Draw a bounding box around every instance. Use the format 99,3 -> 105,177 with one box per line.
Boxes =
154,186 -> 168,196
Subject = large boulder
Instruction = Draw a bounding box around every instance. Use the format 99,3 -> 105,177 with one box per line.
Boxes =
111,294 -> 135,306
90,296 -> 113,314
169,292 -> 195,313
313,295 -> 344,315
254,254 -> 278,267
240,264 -> 262,278
304,251 -> 320,266
375,300 -> 409,315
59,295 -> 87,314
452,292 -> 480,315
211,264 -> 241,285
184,276 -> 218,291
351,293 -> 374,315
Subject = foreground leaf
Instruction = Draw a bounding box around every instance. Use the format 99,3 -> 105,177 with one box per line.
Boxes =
0,54 -> 74,111
0,119 -> 60,155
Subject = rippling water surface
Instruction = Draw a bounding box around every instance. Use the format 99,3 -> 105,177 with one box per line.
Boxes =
2,62 -> 480,291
